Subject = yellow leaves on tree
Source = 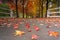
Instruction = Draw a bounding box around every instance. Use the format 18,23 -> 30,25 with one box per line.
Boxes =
27,0 -> 37,17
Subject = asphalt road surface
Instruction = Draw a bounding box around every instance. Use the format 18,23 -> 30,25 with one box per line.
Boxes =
0,18 -> 60,40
